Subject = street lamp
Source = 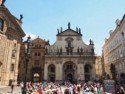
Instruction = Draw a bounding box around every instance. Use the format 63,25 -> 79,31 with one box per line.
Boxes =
22,36 -> 32,94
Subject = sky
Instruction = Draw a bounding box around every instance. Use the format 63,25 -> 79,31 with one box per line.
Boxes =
5,0 -> 125,55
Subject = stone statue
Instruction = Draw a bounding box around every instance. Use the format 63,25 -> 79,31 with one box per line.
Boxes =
76,27 -> 78,32
57,29 -> 59,34
77,47 -> 79,53
60,27 -> 63,32
45,48 -> 48,54
90,39 -> 92,45
0,0 -> 6,6
91,46 -> 94,54
80,48 -> 83,53
79,28 -> 81,34
20,14 -> 23,21
68,22 -> 70,29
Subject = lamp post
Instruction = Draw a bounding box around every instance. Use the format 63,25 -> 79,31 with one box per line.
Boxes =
22,36 -> 31,94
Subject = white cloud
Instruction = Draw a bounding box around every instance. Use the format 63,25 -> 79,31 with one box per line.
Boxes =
23,32 -> 37,41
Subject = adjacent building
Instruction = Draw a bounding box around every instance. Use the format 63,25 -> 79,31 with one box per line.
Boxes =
0,5 -> 25,85
18,37 -> 48,82
95,56 -> 102,78
103,15 -> 125,81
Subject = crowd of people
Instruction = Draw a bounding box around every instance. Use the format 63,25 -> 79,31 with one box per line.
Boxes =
19,81 -> 125,94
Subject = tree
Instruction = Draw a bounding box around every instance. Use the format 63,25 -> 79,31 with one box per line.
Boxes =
110,63 -> 116,79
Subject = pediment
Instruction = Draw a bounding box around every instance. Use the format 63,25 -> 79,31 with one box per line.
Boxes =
57,29 -> 82,36
32,37 -> 46,43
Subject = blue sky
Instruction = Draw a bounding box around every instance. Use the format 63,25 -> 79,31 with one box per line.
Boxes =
5,0 -> 125,55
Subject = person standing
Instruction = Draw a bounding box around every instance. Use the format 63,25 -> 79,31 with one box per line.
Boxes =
11,82 -> 14,93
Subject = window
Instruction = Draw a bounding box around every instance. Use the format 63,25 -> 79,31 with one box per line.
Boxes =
66,64 -> 73,69
34,53 -> 37,56
11,64 -> 14,71
51,67 -> 55,72
38,53 -> 41,56
0,18 -> 3,31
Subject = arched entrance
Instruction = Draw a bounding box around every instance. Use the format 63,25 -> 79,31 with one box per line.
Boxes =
63,61 -> 77,83
67,73 -> 73,83
48,64 -> 56,82
84,64 -> 92,81
33,73 -> 40,82
31,67 -> 42,82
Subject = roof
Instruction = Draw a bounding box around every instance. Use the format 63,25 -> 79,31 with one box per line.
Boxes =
57,28 -> 82,36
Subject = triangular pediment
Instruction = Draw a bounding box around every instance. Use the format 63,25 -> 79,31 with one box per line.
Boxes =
32,37 -> 46,43
57,29 -> 82,36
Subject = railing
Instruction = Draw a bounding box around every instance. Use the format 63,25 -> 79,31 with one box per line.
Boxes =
45,52 -> 93,56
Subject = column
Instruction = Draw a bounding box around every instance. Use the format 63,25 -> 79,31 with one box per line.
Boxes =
44,64 -> 48,81
92,63 -> 96,79
82,63 -> 85,80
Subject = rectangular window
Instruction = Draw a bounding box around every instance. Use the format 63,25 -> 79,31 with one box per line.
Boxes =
11,64 -> 14,71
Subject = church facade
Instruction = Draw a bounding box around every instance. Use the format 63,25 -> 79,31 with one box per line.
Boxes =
18,23 -> 96,83
44,23 -> 96,83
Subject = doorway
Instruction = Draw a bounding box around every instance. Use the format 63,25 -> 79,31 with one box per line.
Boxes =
67,73 -> 73,83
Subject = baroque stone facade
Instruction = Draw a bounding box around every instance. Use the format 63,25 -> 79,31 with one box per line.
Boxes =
44,23 -> 96,82
18,37 -> 48,82
103,15 -> 125,81
0,6 -> 25,85
18,23 -> 96,83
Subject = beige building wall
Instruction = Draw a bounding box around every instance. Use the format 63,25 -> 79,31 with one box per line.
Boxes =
103,15 -> 125,80
0,6 -> 25,85
95,56 -> 102,78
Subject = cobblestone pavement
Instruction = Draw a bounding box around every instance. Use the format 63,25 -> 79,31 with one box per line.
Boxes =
0,86 -> 21,94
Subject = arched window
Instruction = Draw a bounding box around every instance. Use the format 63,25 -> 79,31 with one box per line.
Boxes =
0,18 -> 4,31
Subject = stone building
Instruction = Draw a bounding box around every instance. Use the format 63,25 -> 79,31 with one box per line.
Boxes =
18,23 -> 96,83
18,37 -> 48,82
44,23 -> 96,82
95,56 -> 102,78
0,4 -> 25,85
103,14 -> 125,81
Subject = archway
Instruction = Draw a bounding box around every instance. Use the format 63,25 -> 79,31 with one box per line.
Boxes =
63,61 -> 77,83
67,73 -> 73,83
48,64 -> 56,82
31,67 -> 42,82
33,73 -> 40,82
84,64 -> 92,81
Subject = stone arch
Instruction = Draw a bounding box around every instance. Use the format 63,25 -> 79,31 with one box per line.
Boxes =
63,61 -> 77,83
84,64 -> 92,81
31,67 -> 42,82
48,64 -> 56,82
